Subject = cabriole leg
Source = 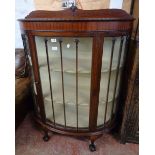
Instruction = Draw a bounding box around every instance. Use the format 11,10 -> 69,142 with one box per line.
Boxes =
88,135 -> 99,152
89,141 -> 96,152
43,131 -> 50,142
88,135 -> 102,152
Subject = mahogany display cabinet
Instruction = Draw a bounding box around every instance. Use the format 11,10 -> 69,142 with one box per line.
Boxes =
19,7 -> 134,151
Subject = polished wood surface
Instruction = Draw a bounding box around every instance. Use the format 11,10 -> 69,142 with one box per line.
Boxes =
89,35 -> 104,131
19,8 -> 134,150
19,8 -> 133,34
19,9 -> 133,21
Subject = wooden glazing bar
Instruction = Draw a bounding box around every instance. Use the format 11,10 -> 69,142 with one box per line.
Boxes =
111,36 -> 124,119
104,38 -> 116,124
75,39 -> 79,131
44,38 -> 56,125
59,39 -> 66,127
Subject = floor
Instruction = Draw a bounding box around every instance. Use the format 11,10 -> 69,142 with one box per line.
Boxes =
16,114 -> 139,155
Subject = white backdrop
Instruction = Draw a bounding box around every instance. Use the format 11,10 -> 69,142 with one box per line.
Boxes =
109,0 -> 123,9
15,0 -> 35,48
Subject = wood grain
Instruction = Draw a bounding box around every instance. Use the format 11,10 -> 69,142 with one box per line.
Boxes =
19,8 -> 134,148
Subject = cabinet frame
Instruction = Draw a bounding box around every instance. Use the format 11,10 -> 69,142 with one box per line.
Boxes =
19,8 -> 134,151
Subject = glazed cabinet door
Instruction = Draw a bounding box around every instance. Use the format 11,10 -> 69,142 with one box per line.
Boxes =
35,36 -> 93,129
90,35 -> 128,131
97,36 -> 127,126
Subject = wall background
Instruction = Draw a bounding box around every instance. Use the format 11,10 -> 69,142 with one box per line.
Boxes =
15,0 -> 134,48
15,0 -> 35,48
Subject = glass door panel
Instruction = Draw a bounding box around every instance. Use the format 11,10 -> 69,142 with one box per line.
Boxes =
35,36 -> 92,128
98,37 -> 126,126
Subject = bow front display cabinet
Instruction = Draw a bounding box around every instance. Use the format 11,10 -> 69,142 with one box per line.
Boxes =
19,7 -> 134,151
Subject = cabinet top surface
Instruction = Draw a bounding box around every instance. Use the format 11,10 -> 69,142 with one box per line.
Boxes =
19,8 -> 134,22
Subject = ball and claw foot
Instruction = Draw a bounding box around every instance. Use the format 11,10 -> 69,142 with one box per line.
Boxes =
89,143 -> 96,152
43,133 -> 49,142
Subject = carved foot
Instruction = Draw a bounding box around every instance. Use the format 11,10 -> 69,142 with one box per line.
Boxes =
89,142 -> 96,152
43,132 -> 49,142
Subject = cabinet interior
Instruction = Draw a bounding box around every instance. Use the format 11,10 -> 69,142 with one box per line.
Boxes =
35,36 -> 126,128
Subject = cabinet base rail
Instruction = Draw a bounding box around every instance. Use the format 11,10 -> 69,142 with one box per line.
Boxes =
33,115 -> 118,151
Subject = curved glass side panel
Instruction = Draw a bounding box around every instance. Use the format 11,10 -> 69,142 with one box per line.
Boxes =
97,37 -> 126,126
21,34 -> 41,116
